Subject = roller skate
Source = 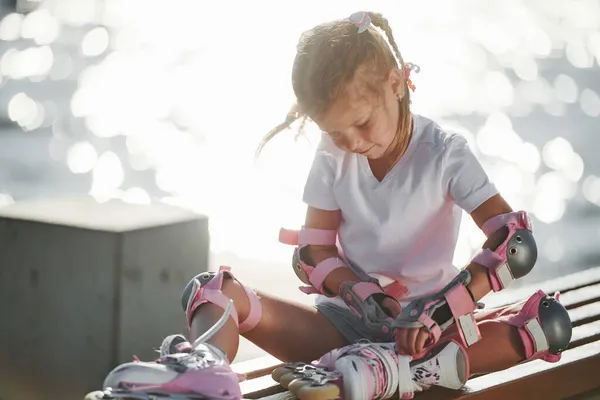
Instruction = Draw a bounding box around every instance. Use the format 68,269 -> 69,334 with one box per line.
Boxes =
271,339 -> 469,400
85,300 -> 243,400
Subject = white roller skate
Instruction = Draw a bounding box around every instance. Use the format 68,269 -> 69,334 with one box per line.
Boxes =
85,301 -> 243,400
272,339 -> 469,400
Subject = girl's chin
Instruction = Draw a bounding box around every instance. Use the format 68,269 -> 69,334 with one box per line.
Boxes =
363,146 -> 386,159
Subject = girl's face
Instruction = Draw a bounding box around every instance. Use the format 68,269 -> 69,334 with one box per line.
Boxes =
313,66 -> 406,159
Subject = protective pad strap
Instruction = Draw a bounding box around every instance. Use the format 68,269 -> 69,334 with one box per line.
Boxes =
393,270 -> 481,348
383,281 -> 411,301
446,284 -> 482,347
298,257 -> 347,295
239,280 -> 263,333
482,210 -> 532,238
279,227 -> 337,246
498,290 -> 572,364
185,266 -> 263,334
339,281 -> 396,342
472,249 -> 511,292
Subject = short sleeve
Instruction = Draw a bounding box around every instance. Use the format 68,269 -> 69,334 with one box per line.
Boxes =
302,136 -> 340,211
441,133 -> 498,213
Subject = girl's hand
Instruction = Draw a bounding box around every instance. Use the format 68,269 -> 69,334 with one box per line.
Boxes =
380,298 -> 432,357
394,326 -> 431,357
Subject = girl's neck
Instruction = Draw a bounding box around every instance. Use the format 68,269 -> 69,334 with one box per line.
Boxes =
368,108 -> 413,181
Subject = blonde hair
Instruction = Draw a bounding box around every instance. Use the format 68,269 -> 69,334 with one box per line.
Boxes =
256,11 -> 412,155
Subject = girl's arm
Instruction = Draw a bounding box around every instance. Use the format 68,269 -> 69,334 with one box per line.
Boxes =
465,193 -> 514,300
287,206 -> 401,324
302,206 -> 361,295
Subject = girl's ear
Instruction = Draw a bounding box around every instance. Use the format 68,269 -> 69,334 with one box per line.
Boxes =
389,68 -> 406,99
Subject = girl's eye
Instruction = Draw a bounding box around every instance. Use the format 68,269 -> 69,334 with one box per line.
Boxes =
358,119 -> 370,128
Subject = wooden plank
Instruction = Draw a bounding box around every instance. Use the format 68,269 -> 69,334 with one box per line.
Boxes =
233,355 -> 283,380
568,387 -> 600,400
246,335 -> 600,399
418,340 -> 600,400
570,301 -> 600,326
482,266 -> 600,309
238,282 -> 600,381
257,392 -> 298,400
250,341 -> 600,400
242,299 -> 600,399
561,283 -> 600,309
571,320 -> 600,347
239,268 -> 600,399
258,391 -> 298,400
242,375 -> 289,400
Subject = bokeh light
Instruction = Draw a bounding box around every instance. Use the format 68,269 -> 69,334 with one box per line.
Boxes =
1,0 -> 599,268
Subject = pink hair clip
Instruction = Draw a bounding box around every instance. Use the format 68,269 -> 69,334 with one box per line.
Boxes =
404,62 -> 420,92
348,11 -> 371,33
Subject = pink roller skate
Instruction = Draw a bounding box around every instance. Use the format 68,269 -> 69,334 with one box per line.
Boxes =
87,301 -> 243,400
272,339 -> 469,400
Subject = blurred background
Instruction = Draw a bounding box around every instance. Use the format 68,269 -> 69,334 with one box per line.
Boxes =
0,0 -> 599,397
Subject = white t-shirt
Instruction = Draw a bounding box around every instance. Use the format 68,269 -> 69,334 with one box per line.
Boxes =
302,114 -> 498,307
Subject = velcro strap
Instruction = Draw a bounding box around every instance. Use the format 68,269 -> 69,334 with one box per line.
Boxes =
446,284 -> 481,346
482,210 -> 532,237
279,228 -> 337,246
515,316 -> 558,363
346,281 -> 383,302
185,266 -> 263,334
187,284 -> 239,328
418,313 -> 442,342
525,318 -> 550,353
472,248 -> 514,291
307,257 -> 346,293
396,354 -> 417,399
513,290 -> 559,362
384,281 -> 410,301
239,286 -> 262,333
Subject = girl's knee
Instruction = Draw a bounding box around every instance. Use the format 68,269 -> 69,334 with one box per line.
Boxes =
182,266 -> 263,334
221,277 -> 251,319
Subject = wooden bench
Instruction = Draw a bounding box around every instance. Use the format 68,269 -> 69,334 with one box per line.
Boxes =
232,266 -> 600,400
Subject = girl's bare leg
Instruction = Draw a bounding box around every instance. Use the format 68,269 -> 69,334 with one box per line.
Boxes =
464,321 -> 524,374
441,301 -> 529,375
190,277 -> 349,363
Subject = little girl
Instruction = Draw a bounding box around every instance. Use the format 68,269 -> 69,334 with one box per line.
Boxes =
96,11 -> 572,400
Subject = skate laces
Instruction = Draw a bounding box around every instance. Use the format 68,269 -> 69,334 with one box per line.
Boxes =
192,299 -> 233,349
159,300 -> 234,370
370,344 -> 421,399
342,342 -> 421,399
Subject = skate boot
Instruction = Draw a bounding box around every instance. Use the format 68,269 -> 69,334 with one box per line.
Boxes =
272,339 -> 469,400
90,300 -> 243,400
159,333 -> 193,357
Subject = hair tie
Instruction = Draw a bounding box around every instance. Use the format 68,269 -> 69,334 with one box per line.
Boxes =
348,11 -> 371,33
404,62 -> 420,92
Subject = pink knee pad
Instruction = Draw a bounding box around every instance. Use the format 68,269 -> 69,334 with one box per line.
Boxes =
182,266 -> 262,334
496,290 -> 572,363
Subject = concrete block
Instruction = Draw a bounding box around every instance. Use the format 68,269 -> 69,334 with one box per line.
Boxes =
0,196 -> 209,400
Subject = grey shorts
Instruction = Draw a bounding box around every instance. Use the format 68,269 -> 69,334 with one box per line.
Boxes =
315,302 -> 395,344
317,300 -> 496,345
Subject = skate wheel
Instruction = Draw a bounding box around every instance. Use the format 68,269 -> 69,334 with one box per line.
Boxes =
288,378 -> 313,392
271,365 -> 296,381
295,382 -> 340,400
279,371 -> 304,389
83,391 -> 108,400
